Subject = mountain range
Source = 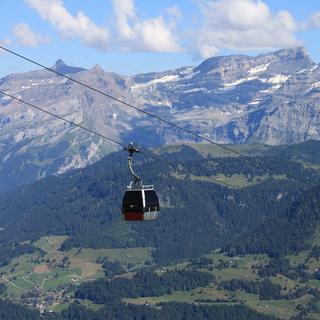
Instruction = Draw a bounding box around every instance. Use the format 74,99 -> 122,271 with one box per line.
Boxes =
0,47 -> 320,192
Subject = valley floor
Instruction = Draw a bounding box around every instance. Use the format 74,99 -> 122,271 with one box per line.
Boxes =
1,235 -> 320,319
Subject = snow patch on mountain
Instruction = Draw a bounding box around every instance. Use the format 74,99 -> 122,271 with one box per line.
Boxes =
184,87 -> 207,93
224,76 -> 257,88
14,131 -> 25,142
260,84 -> 281,93
248,63 -> 270,75
268,75 -> 290,84
248,99 -> 262,105
311,65 -> 318,72
183,70 -> 200,80
131,75 -> 180,89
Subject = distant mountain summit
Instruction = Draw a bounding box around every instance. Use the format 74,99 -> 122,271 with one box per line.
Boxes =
195,47 -> 313,76
0,47 -> 319,191
51,59 -> 86,74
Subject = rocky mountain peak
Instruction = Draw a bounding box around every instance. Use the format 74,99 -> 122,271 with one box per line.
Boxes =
89,64 -> 105,75
53,58 -> 67,67
271,47 -> 311,61
52,58 -> 86,74
92,64 -> 103,71
194,54 -> 251,74
192,47 -> 315,82
254,47 -> 315,73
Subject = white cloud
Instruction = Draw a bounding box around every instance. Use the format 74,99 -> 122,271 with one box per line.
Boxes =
25,0 -> 180,53
26,0 -> 110,50
196,0 -> 301,58
25,0 -> 304,57
112,0 -> 136,40
198,44 -> 220,58
13,23 -> 50,47
166,6 -> 182,28
111,0 -> 181,52
307,12 -> 320,28
167,6 -> 182,20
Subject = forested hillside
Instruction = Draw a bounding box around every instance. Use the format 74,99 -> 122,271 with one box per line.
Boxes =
226,186 -> 320,257
0,141 -> 319,266
0,298 -> 276,320
0,299 -> 54,320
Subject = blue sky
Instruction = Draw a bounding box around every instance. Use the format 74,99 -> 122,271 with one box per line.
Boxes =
0,0 -> 320,76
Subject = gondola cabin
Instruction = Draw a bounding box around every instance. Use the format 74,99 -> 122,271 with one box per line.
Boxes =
122,187 -> 160,221
122,143 -> 160,221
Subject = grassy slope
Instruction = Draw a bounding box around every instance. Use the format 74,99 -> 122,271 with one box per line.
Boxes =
190,173 -> 286,188
155,143 -> 271,158
159,140 -> 320,189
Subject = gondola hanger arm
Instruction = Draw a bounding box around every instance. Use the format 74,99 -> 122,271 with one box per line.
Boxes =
124,142 -> 142,186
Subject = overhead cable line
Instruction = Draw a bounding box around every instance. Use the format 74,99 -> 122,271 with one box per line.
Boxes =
0,45 -> 311,186
0,90 -> 289,209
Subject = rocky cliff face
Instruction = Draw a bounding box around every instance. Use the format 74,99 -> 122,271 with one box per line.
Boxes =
0,47 -> 319,191
126,47 -> 320,145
